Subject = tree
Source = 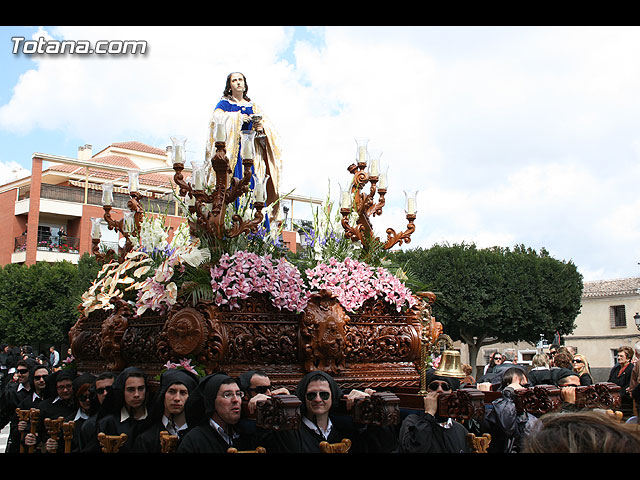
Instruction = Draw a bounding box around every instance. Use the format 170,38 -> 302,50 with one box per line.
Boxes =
391,243 -> 583,376
0,255 -> 100,347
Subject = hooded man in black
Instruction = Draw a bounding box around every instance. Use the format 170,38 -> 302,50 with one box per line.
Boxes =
7,364 -> 50,453
77,371 -> 116,452
96,366 -> 149,453
132,368 -> 198,453
177,372 -> 257,453
256,370 -> 396,453
397,369 -> 470,453
27,368 -> 78,453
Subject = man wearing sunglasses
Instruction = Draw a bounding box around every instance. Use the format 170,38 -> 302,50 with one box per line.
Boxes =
6,365 -> 49,453
397,371 -> 470,453
239,370 -> 290,399
77,372 -> 115,452
0,360 -> 33,447
25,369 -> 78,453
254,370 -> 396,453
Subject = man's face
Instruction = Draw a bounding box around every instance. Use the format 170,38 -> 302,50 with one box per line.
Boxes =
164,383 -> 189,416
57,379 -> 74,401
16,366 -> 30,385
214,382 -> 243,426
33,368 -> 48,393
248,374 -> 271,398
427,380 -> 452,394
560,375 -> 581,387
305,380 -> 332,417
95,378 -> 114,404
123,376 -> 146,409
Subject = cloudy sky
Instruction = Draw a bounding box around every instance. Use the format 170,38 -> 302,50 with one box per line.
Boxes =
2,26 -> 640,282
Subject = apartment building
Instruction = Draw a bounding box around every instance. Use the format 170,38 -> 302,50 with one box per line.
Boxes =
0,141 -> 192,266
0,140 -> 320,266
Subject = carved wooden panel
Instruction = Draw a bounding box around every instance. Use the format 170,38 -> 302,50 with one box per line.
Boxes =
70,291 -> 424,391
437,388 -> 486,420
514,385 -> 562,415
254,394 -> 301,431
350,391 -> 401,426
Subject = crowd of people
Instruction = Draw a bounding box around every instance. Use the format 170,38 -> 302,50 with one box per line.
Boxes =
1,342 -> 639,454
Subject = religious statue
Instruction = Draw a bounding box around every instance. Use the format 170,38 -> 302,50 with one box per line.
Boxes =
205,72 -> 283,220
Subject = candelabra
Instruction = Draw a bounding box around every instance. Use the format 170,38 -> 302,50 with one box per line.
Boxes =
91,172 -> 145,263
340,138 -> 417,250
170,127 -> 268,241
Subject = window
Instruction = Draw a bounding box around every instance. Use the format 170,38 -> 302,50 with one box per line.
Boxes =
610,305 -> 627,328
518,350 -> 536,365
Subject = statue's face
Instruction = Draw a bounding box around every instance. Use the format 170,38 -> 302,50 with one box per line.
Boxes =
229,73 -> 246,95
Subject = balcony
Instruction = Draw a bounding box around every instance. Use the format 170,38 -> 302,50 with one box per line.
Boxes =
17,183 -> 180,216
15,233 -> 79,253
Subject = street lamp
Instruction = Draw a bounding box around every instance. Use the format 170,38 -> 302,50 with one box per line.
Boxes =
634,312 -> 640,331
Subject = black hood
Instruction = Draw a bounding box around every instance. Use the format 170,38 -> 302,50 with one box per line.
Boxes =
295,371 -> 343,416
184,372 -> 234,426
97,366 -> 147,419
148,369 -> 199,420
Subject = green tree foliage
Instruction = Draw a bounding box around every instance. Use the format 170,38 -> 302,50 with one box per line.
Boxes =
0,254 -> 100,346
391,243 -> 583,372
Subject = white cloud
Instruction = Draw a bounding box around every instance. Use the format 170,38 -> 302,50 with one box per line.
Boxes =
0,161 -> 30,184
3,26 -> 640,280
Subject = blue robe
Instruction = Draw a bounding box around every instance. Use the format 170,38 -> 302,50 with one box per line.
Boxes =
214,98 -> 270,232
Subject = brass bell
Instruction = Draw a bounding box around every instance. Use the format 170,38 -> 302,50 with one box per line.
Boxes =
433,349 -> 467,378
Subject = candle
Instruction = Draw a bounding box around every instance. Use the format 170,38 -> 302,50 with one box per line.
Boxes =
404,190 -> 418,215
241,131 -> 256,160
102,182 -> 113,206
358,146 -> 366,163
378,171 -> 388,190
214,115 -> 227,142
355,137 -> 369,164
170,136 -> 187,165
123,211 -> 135,233
407,198 -> 416,214
91,218 -> 102,239
191,162 -> 204,190
252,173 -> 269,203
339,183 -> 351,209
173,144 -> 185,164
128,171 -> 139,193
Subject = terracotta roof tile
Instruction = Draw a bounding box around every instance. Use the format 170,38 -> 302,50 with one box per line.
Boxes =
111,141 -> 167,156
582,277 -> 640,298
92,154 -> 139,169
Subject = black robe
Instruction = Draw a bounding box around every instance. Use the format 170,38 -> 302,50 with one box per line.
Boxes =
397,411 -> 470,453
176,421 -> 256,453
34,396 -> 77,453
258,370 -> 397,453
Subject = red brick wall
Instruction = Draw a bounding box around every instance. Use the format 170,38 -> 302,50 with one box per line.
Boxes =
0,188 -> 24,265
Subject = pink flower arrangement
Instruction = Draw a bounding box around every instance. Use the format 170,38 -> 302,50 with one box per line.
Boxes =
162,358 -> 204,377
210,250 -> 310,313
305,257 -> 417,312
134,254 -> 180,316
